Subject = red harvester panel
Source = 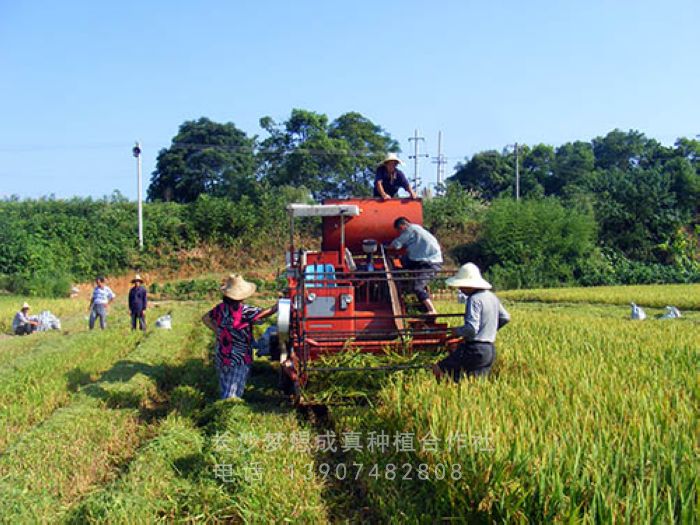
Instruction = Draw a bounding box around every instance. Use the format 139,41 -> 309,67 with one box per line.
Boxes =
321,198 -> 423,253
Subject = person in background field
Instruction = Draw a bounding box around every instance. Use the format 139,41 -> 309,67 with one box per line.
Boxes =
433,263 -> 510,381
12,302 -> 38,335
202,274 -> 278,401
89,276 -> 115,330
387,216 -> 442,316
374,153 -> 418,200
128,274 -> 147,331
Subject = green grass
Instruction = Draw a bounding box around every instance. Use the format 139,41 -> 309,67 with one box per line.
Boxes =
66,415 -> 228,524
0,312 -> 143,452
67,359 -> 330,524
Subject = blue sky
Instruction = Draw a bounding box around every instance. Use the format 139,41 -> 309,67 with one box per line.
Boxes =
1,0 -> 698,199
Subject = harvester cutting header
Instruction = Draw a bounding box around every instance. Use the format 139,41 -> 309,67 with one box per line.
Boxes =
273,198 -> 463,396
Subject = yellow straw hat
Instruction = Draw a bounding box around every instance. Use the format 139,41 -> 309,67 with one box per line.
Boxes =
220,274 -> 256,300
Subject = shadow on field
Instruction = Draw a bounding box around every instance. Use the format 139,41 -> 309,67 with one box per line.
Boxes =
65,367 -> 94,391
71,354 -> 220,421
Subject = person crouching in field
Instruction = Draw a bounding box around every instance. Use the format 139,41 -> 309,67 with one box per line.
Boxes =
202,274 -> 278,401
12,302 -> 38,335
128,274 -> 147,331
433,263 -> 510,381
89,276 -> 116,330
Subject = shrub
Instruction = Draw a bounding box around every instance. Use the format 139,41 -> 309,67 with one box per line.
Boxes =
578,249 -> 700,286
423,183 -> 486,233
459,198 -> 597,289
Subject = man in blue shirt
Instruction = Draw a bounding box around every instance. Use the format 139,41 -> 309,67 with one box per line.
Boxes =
374,153 -> 418,200
388,216 -> 442,316
88,276 -> 116,330
128,274 -> 148,331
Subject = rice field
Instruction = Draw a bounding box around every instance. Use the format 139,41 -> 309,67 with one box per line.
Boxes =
0,284 -> 697,523
499,283 -> 700,310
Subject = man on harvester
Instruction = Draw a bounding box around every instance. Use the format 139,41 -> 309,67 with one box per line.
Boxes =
374,153 -> 418,200
387,216 -> 442,316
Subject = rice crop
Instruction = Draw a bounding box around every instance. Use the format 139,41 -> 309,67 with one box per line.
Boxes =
0,296 -> 85,333
0,285 -> 696,522
326,300 -> 698,523
499,283 -> 700,310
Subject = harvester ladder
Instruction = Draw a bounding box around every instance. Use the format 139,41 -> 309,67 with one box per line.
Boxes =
380,245 -> 406,338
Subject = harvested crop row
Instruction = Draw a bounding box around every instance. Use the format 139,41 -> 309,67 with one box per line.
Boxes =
327,303 -> 698,523
198,365 -> 330,524
0,306 -> 206,522
67,415 -> 233,524
0,312 -> 142,452
72,356 -> 330,523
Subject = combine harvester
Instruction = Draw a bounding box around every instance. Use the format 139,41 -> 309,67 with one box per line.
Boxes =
271,198 -> 462,399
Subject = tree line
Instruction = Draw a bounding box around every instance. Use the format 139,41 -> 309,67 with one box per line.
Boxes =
1,110 -> 697,295
148,111 -> 698,271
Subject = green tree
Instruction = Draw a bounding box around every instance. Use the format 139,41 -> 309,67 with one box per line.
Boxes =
148,117 -> 255,203
590,167 -> 681,261
258,109 -> 398,200
329,112 -> 400,196
521,144 -> 553,197
592,129 -> 649,171
551,141 -> 595,197
450,150 -> 513,199
423,182 -> 486,233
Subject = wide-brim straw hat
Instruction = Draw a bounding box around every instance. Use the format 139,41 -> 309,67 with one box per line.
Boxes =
21,302 -> 30,310
221,274 -> 256,301
379,152 -> 403,166
446,263 -> 492,290
131,274 -> 144,283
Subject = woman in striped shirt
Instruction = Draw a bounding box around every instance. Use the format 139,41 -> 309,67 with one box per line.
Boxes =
202,274 -> 278,400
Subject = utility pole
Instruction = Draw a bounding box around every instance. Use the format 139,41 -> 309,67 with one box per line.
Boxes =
432,130 -> 447,195
408,129 -> 428,191
514,142 -> 520,201
133,141 -> 143,250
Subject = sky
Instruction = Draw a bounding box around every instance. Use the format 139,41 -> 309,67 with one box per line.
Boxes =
1,0 -> 698,199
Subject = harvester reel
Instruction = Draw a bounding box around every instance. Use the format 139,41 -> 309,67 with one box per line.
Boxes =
276,298 -> 291,362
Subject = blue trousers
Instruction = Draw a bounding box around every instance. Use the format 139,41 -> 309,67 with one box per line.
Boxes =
89,304 -> 108,330
217,363 -> 251,399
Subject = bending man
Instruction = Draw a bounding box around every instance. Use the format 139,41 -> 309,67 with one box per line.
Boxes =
434,263 -> 510,381
389,216 -> 442,316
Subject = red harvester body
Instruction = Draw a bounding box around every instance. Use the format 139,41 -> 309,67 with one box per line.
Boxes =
275,198 -> 461,394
